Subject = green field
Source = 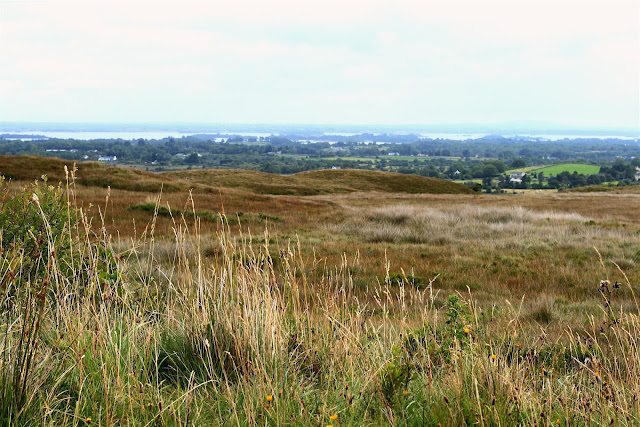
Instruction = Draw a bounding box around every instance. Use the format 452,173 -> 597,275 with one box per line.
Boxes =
532,163 -> 600,175
505,165 -> 547,173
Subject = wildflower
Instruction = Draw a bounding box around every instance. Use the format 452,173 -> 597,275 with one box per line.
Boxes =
330,414 -> 338,420
403,390 -> 408,396
266,395 -> 273,402
279,389 -> 283,395
464,328 -> 470,334
491,354 -> 497,360
86,417 -> 92,424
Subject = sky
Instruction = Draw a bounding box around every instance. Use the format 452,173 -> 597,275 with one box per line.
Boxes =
1,0 -> 638,128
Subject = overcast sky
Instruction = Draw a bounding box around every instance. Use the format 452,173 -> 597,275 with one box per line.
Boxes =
1,0 -> 638,128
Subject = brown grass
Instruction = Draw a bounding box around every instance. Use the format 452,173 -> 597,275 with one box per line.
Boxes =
1,160 -> 639,425
165,167 -> 475,195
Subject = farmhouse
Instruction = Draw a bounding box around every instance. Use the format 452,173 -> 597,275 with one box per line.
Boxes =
509,172 -> 526,183
98,156 -> 117,162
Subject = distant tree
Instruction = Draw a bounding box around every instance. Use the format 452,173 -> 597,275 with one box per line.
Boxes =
511,158 -> 527,168
185,153 -> 200,164
483,164 -> 499,177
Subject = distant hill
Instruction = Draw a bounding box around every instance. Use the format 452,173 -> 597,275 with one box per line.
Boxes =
0,155 -> 187,192
0,155 -> 473,196
164,168 -> 474,195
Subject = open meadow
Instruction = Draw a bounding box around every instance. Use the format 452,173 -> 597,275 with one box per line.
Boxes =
1,156 -> 639,425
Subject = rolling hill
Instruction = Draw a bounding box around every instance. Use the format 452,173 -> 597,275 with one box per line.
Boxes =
0,155 -> 474,196
164,168 -> 474,195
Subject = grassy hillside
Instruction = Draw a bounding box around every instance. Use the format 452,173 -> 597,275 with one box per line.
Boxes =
0,155 -> 188,192
533,163 -> 600,175
165,168 -> 475,195
0,155 -> 473,196
1,156 -> 640,424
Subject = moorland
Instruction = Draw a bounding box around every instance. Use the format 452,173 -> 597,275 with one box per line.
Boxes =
0,154 -> 639,425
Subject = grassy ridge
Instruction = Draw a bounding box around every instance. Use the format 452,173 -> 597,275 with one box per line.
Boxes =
0,155 -> 473,196
0,155 -> 188,192
166,168 -> 474,195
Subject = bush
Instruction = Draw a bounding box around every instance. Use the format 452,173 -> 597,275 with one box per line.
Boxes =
0,178 -> 71,280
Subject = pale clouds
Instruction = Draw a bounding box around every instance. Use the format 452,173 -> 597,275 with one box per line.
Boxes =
0,0 -> 638,127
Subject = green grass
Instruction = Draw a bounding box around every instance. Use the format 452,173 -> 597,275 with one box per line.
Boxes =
505,165 -> 547,173
532,163 -> 600,175
507,164 -> 601,176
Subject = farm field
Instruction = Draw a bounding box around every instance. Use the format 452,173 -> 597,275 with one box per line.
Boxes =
505,165 -> 549,173
1,156 -> 639,425
531,163 -> 601,175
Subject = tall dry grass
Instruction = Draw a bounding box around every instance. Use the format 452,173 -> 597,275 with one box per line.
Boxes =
0,177 -> 638,425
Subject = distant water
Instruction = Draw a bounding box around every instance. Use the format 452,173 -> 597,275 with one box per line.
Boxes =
0,130 -> 637,142
2,131 -> 194,140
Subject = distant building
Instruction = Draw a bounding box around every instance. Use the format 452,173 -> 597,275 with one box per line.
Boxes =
510,172 -> 526,183
331,166 -> 341,170
635,167 -> 640,181
98,156 -> 117,162
388,152 -> 400,156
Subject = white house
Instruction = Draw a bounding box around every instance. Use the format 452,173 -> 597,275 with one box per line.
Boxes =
98,156 -> 117,162
509,172 -> 526,183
